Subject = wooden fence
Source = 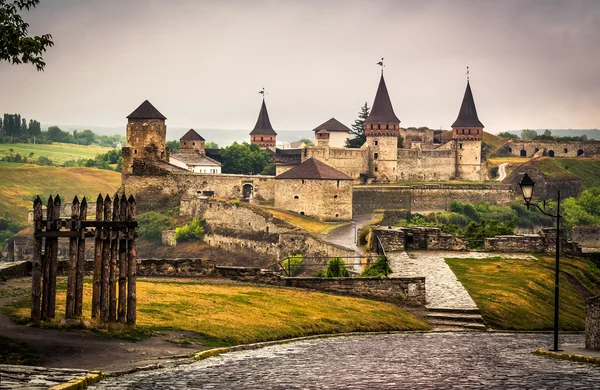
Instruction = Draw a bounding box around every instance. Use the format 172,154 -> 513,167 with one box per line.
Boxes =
31,193 -> 138,325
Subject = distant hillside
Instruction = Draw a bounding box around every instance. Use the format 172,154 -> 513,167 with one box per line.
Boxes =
0,163 -> 121,224
499,129 -> 600,140
44,125 -> 313,147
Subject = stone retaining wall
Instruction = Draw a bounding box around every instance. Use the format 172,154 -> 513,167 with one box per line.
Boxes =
586,296 -> 600,350
0,261 -> 30,280
573,226 -> 600,250
484,229 -> 581,254
372,226 -> 469,252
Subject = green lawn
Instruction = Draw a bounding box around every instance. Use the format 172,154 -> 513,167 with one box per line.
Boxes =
0,163 -> 121,224
3,278 -> 430,345
446,255 -> 600,330
555,158 -> 600,189
0,143 -> 112,165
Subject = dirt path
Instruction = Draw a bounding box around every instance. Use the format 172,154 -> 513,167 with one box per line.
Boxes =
0,278 -> 206,373
496,162 -> 508,181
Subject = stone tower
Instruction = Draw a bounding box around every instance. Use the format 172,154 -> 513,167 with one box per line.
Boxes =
180,129 -> 205,155
451,80 -> 484,180
122,100 -> 167,175
250,99 -> 277,149
365,74 -> 400,182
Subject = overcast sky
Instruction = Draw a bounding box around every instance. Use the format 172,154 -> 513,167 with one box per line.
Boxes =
1,0 -> 599,133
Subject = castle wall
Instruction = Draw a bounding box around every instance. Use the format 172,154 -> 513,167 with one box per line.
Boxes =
352,184 -> 515,215
367,135 -> 397,182
399,127 -> 435,146
302,146 -> 369,180
457,140 -> 483,181
274,178 -> 353,221
396,149 -> 456,181
505,141 -> 600,158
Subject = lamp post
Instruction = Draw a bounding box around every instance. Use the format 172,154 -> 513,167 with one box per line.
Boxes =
519,173 -> 561,351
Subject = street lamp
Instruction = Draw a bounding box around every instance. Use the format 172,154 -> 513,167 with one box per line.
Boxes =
518,173 -> 562,351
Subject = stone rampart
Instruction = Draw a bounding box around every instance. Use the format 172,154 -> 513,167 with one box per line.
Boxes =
396,149 -> 456,181
573,226 -> 600,250
484,229 -> 581,254
586,296 -> 600,350
505,140 -> 600,158
372,226 -> 468,252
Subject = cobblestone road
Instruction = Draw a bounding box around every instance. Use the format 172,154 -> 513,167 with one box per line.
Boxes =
90,333 -> 599,389
388,251 -> 535,309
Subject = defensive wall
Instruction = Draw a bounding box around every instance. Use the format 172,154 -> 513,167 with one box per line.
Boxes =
0,258 -> 426,306
484,228 -> 581,255
372,226 -> 469,252
504,140 -> 600,158
396,149 -> 455,181
586,296 -> 600,350
302,146 -> 369,180
573,226 -> 600,251
353,184 -> 515,215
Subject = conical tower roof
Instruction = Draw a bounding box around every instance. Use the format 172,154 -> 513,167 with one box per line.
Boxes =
452,82 -> 484,128
365,75 -> 400,124
127,100 -> 166,120
180,129 -> 205,141
250,100 -> 277,136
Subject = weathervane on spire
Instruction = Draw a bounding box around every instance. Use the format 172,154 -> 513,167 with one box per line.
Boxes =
258,87 -> 267,99
377,58 -> 385,74
466,66 -> 470,82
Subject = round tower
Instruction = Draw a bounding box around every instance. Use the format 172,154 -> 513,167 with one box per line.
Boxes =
122,100 -> 167,175
365,74 -> 400,182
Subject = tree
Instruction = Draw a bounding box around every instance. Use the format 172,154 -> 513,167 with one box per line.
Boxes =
220,142 -> 269,175
346,102 -> 370,148
536,129 -> 553,140
20,117 -> 27,137
28,119 -> 40,137
0,0 -> 54,71
299,138 -> 314,146
166,140 -> 180,152
498,131 -> 519,139
521,129 -> 538,140
205,141 -> 219,149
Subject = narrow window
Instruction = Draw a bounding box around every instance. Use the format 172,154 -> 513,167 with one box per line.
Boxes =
378,124 -> 381,130
374,167 -> 378,172
300,211 -> 305,216
386,124 -> 389,130
374,140 -> 378,146
337,180 -> 340,187
192,142 -> 195,146
459,143 -> 463,149
334,194 -> 338,199
134,149 -> 137,154
374,153 -> 379,159
294,195 -> 299,199
335,213 -> 340,218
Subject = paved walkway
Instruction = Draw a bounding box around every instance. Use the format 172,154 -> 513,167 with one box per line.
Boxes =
89,333 -> 599,389
496,162 -> 508,181
0,364 -> 98,389
387,251 -> 535,310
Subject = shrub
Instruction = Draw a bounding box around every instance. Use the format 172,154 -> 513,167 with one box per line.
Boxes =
463,219 -> 515,249
281,254 -> 303,276
361,255 -> 392,278
137,212 -> 170,242
175,218 -> 205,243
325,257 -> 350,278
489,166 -> 499,178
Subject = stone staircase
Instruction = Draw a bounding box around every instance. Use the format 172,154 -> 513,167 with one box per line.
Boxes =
424,307 -> 486,331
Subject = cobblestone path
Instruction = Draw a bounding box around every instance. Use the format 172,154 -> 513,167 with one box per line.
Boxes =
387,251 -> 535,309
89,333 -> 597,389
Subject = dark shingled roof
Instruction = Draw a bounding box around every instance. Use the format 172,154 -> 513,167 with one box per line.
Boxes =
312,117 -> 350,133
180,129 -> 205,141
275,158 -> 352,180
127,100 -> 166,120
452,82 -> 484,128
365,75 -> 400,123
250,100 -> 277,136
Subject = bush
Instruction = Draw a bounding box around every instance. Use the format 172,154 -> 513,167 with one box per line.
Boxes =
361,255 -> 392,278
463,219 -> 515,249
325,257 -> 350,278
137,212 -> 170,242
175,218 -> 205,243
489,166 -> 499,178
282,254 -> 303,276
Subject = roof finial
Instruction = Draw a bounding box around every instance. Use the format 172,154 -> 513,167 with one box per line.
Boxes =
377,58 -> 385,75
258,87 -> 266,100
466,66 -> 470,82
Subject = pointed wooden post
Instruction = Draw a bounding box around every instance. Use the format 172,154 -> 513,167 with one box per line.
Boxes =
65,196 -> 80,319
31,196 -> 43,323
108,194 -> 119,322
41,195 -> 53,320
75,197 -> 87,317
101,194 -> 112,322
92,194 -> 103,319
126,195 -> 137,326
47,194 -> 61,319
118,194 -> 128,323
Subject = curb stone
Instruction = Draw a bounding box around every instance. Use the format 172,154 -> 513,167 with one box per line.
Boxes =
48,371 -> 104,390
533,349 -> 600,366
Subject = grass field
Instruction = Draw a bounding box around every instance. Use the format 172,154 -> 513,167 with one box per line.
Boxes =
0,163 -> 121,224
3,278 -> 429,345
446,255 -> 600,330
555,158 -> 600,189
262,207 -> 343,233
487,157 -> 531,168
0,143 -> 112,164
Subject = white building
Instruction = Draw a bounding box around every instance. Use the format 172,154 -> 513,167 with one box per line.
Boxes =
312,117 -> 351,148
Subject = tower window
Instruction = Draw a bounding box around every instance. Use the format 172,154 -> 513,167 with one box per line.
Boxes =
386,124 -> 389,130
184,142 -> 187,145
337,180 -> 340,187
335,213 -> 339,218
468,129 -> 471,135
374,167 -> 378,172
300,211 -> 305,216
193,142 -> 196,145
459,143 -> 463,149
378,124 -> 381,130
370,124 -> 374,130
374,140 -> 378,146
134,149 -> 137,154
334,194 -> 338,199
294,195 -> 299,199
374,153 -> 379,159
261,136 -> 264,141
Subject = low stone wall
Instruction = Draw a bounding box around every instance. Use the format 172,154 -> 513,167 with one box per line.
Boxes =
586,296 -> 600,350
484,229 -> 581,254
573,226 -> 600,250
372,226 -> 468,252
282,277 -> 426,305
0,261 -> 31,280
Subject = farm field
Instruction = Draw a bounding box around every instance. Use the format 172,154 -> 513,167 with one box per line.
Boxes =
0,143 -> 112,165
0,162 -> 121,224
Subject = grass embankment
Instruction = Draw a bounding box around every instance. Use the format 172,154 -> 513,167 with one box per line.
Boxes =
523,157 -> 580,181
262,207 -> 343,233
0,163 -> 121,224
487,157 -> 530,168
555,158 -> 600,190
0,143 -> 111,165
446,255 -> 600,330
4,278 -> 429,345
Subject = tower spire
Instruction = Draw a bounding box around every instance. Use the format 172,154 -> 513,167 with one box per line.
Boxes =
466,66 -> 470,82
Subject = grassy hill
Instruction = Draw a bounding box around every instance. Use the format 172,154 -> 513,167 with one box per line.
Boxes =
446,255 -> 600,330
0,143 -> 111,165
555,158 -> 600,189
0,162 -> 121,224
